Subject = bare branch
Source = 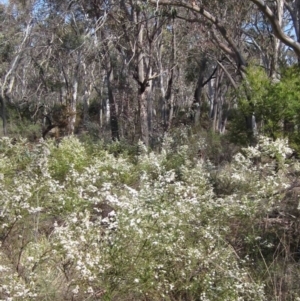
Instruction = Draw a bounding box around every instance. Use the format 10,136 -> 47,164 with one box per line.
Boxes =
217,61 -> 238,89
148,0 -> 247,69
250,0 -> 300,57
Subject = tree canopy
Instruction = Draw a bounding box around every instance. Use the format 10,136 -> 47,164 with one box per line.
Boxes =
0,0 -> 299,145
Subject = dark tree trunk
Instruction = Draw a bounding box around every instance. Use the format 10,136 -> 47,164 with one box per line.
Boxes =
0,95 -> 7,136
193,57 -> 208,125
163,70 -> 174,131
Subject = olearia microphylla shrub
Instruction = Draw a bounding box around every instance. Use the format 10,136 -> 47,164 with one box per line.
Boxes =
209,136 -> 295,265
48,137 -> 88,181
0,135 -> 297,300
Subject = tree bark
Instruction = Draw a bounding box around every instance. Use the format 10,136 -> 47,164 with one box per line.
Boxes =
82,63 -> 92,127
211,68 -> 224,132
0,95 -> 7,136
69,53 -> 80,135
270,0 -> 284,80
138,83 -> 150,147
193,56 -> 207,126
107,67 -> 120,141
135,10 -> 150,146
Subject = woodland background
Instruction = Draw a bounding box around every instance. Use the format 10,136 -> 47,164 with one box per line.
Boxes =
1,0 -> 300,148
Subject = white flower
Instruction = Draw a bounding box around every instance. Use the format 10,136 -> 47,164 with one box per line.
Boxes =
72,285 -> 79,294
71,216 -> 78,223
28,206 -> 43,214
87,286 -> 94,293
108,210 -> 116,217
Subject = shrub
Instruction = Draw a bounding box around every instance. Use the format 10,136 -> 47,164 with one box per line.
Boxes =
0,135 -> 298,300
229,65 -> 300,151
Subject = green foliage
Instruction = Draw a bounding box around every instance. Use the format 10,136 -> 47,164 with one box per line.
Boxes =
48,137 -> 87,181
230,65 -> 300,150
184,49 -> 208,84
61,32 -> 84,51
1,135 -> 300,300
8,121 -> 40,140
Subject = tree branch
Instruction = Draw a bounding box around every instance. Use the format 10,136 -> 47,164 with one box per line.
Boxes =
250,0 -> 300,57
217,61 -> 238,89
148,0 -> 247,69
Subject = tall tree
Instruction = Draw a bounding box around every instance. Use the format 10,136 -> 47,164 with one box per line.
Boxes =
0,2 -> 34,135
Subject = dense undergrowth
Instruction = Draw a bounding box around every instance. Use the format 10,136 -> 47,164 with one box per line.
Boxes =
1,131 -> 300,300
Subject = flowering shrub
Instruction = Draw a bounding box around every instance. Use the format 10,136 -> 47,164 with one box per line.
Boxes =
0,135 -> 298,300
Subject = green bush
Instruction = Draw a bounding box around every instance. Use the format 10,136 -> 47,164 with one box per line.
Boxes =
229,65 -> 300,151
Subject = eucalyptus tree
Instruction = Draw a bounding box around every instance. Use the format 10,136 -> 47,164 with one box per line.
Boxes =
0,1 -> 35,136
36,0 -> 90,135
250,0 -> 300,59
145,0 -> 300,138
15,0 -> 100,137
79,0 -> 172,145
147,0 -> 256,134
2,0 -> 298,142
116,2 -> 168,146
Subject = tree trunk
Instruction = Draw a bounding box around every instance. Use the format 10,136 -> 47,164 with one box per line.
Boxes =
0,95 -> 7,136
193,56 -> 207,126
148,68 -> 154,146
157,18 -> 176,132
135,11 -> 150,146
158,41 -> 169,130
270,0 -> 284,80
82,63 -> 92,127
211,68 -> 225,132
68,53 -> 81,135
138,83 -> 150,147
107,67 -> 120,141
211,76 -> 219,132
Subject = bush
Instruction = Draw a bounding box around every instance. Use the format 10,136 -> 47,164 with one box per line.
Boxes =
229,65 -> 300,151
0,135 -> 299,300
